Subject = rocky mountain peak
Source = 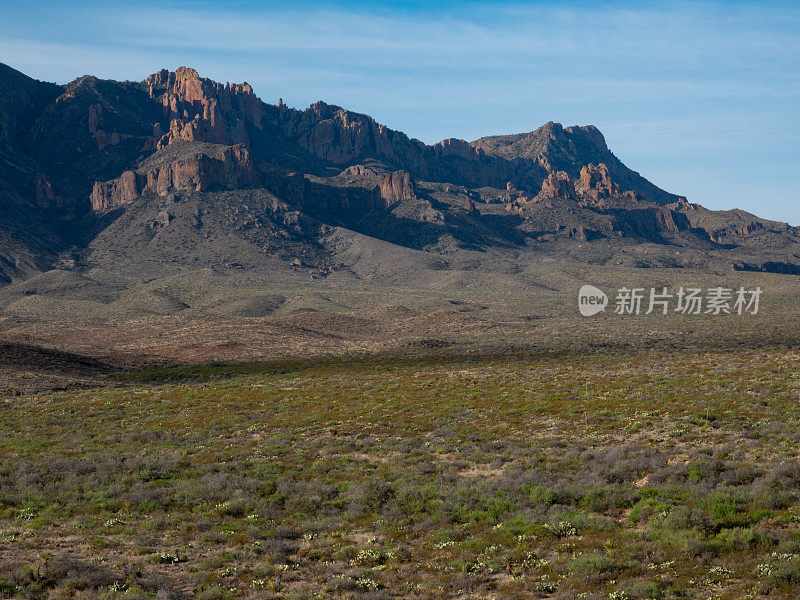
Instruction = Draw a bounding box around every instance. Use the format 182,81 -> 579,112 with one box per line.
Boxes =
3,62 -> 797,288
565,124 -> 607,151
146,67 -> 262,150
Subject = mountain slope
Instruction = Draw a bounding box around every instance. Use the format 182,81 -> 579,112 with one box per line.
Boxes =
0,61 -> 797,299
472,122 -> 679,204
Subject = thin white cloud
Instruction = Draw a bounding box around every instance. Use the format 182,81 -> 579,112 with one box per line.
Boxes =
84,2 -> 800,67
1,0 -> 799,222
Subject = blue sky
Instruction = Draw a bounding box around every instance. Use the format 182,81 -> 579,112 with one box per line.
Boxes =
3,1 -> 799,223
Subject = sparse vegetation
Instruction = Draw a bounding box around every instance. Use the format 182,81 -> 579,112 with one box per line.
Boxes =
1,346 -> 800,598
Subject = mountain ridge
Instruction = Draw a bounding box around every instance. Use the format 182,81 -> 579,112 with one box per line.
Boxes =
0,62 -> 798,299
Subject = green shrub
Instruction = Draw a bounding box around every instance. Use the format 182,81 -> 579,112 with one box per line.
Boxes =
703,491 -> 749,529
524,484 -> 557,509
629,498 -> 670,525
570,553 -> 617,578
194,584 -> 233,600
626,581 -> 665,599
0,578 -> 18,598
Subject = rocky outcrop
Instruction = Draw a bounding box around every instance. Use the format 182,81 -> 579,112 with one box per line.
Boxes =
666,197 -> 696,211
565,225 -> 601,241
473,122 -> 681,205
607,207 -> 690,238
709,221 -> 765,242
275,101 -> 534,191
288,101 -> 404,165
146,67 -> 263,150
85,103 -> 134,150
9,61 -> 796,276
276,102 -> 683,201
576,163 -> 620,200
536,162 -> 645,205
91,144 -> 256,210
434,138 -> 484,161
539,170 -> 574,199
473,122 -> 609,163
652,208 -> 687,234
333,165 -> 417,209
373,170 -> 416,206
34,173 -> 55,208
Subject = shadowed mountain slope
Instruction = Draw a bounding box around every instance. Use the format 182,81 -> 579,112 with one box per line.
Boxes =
0,62 -> 797,301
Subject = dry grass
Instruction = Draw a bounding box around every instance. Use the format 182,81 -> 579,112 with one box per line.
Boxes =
1,346 -> 800,598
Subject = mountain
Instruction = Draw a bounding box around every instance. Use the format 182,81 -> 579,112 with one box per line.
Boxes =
0,61 -> 798,303
472,122 -> 679,205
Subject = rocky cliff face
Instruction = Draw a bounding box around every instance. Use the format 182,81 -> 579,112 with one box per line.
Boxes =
473,122 -> 680,205
537,162 -> 642,205
289,101 -> 401,165
576,163 -> 620,200
91,143 -> 256,210
607,206 -> 691,238
540,171 -> 575,200
146,67 -> 263,149
271,101 -> 538,192
373,170 -> 416,206
133,68 -> 678,206
1,61 -> 798,286
83,67 -> 265,211
340,165 -> 417,207
18,74 -> 164,216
